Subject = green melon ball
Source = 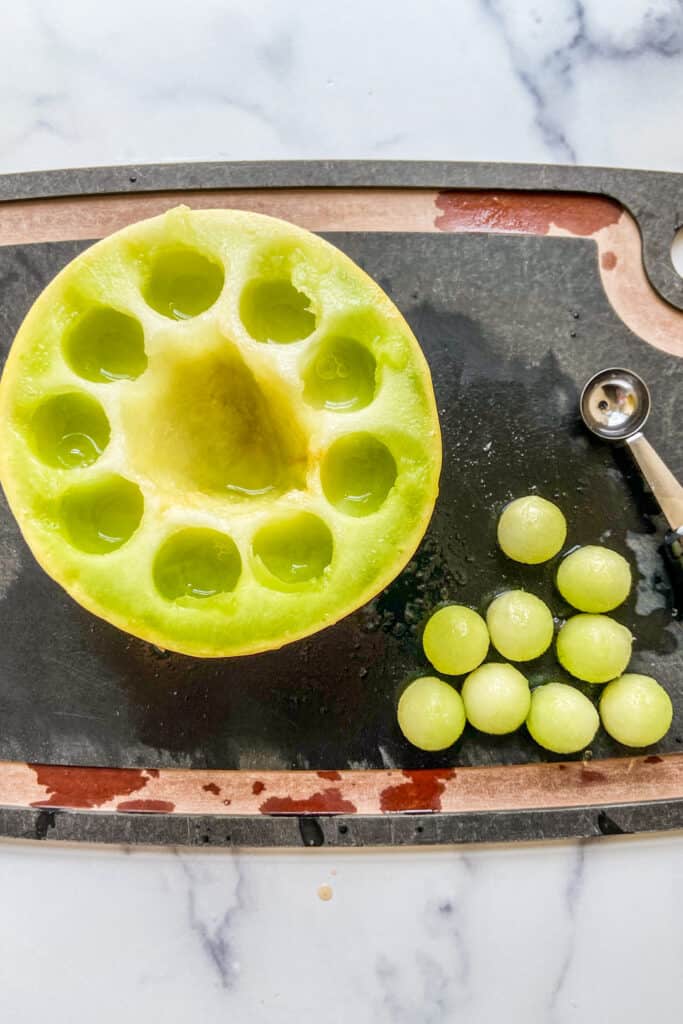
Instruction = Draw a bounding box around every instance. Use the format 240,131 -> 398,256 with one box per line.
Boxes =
486,590 -> 554,661
397,676 -> 466,751
556,614 -> 632,683
462,662 -> 531,735
600,674 -> 673,747
422,605 -> 489,675
497,495 -> 567,564
526,682 -> 599,754
557,545 -> 632,613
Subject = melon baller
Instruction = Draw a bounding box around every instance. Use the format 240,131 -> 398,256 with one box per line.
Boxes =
580,367 -> 683,616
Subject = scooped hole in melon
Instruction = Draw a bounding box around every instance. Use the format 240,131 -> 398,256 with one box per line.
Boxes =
30,391 -> 110,469
63,308 -> 147,383
240,279 -> 316,343
321,433 -> 397,517
59,475 -> 144,554
302,335 -> 377,411
253,512 -> 333,584
153,528 -> 242,601
142,248 -> 225,320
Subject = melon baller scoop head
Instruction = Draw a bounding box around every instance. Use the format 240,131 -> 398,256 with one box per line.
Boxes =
580,367 -> 683,616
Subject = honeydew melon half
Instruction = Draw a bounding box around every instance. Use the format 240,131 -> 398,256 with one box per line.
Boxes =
0,207 -> 441,657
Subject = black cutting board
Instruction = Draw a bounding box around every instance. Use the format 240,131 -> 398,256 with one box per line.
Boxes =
1,215 -> 681,772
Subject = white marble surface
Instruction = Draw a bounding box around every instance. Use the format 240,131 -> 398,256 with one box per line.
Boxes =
1,833 -> 682,1023
2,0 -> 683,1021
3,0 -> 683,174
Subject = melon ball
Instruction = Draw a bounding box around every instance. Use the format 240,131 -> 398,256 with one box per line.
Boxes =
397,676 -> 466,751
556,614 -> 632,683
423,605 -> 489,675
486,590 -> 554,661
462,662 -> 531,734
600,674 -> 673,747
526,682 -> 599,754
497,495 -> 567,564
557,545 -> 632,613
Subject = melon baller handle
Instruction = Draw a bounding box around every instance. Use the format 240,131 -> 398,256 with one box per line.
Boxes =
626,433 -> 683,618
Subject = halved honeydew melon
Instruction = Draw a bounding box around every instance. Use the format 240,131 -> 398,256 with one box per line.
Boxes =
0,207 -> 441,657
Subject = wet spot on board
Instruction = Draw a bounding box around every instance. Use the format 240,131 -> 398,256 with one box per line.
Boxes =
644,755 -> 663,764
317,770 -> 342,781
30,764 -> 151,809
597,810 -> 627,835
299,817 -> 325,846
379,769 -> 455,813
601,250 -> 618,270
434,191 -> 621,237
378,745 -> 397,769
202,782 -> 221,795
252,780 -> 266,795
34,809 -> 56,839
260,788 -> 357,814
625,531 -> 670,620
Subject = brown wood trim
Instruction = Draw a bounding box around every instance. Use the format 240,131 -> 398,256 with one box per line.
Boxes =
1,187 -> 681,360
0,189 -> 437,244
0,753 -> 678,817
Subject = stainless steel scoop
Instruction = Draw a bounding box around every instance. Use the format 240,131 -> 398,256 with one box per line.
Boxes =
580,367 -> 683,614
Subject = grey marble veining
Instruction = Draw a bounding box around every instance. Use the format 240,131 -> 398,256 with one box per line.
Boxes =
483,0 -> 683,164
179,852 -> 246,989
1,0 -> 683,1020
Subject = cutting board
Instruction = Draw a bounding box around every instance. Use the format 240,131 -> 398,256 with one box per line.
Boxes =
0,161 -> 681,846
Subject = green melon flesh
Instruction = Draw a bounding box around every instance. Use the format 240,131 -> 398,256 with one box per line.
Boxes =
0,207 -> 441,657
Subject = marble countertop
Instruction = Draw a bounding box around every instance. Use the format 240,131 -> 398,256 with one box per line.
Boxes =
1,832 -> 682,1022
1,1 -> 683,1021
4,0 -> 683,174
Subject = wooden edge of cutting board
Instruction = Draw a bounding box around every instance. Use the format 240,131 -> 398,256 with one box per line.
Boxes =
1,752 -> 680,818
1,186 -> 682,359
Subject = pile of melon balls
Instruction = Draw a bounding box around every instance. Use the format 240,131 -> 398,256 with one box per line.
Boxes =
397,495 -> 673,754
